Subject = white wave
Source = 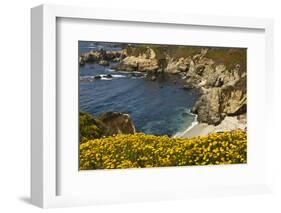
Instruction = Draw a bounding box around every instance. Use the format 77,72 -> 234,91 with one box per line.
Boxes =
99,75 -> 112,80
80,73 -> 142,81
105,68 -> 115,72
111,74 -> 126,78
100,74 -> 126,79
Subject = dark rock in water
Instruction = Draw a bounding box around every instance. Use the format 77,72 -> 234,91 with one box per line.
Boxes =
150,75 -> 157,81
130,73 -> 143,78
98,60 -> 110,66
104,74 -> 113,78
94,75 -> 102,79
131,73 -> 138,77
98,112 -> 136,134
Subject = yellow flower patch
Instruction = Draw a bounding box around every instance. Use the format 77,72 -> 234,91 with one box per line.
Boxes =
79,130 -> 247,170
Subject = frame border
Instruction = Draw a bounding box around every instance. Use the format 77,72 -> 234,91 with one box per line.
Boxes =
31,4 -> 274,208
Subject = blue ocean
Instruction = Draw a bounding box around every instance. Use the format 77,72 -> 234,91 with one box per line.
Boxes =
79,41 -> 200,136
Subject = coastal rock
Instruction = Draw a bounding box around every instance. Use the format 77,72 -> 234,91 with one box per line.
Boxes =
79,49 -> 126,65
164,56 -> 191,74
113,47 -> 159,72
94,75 -> 102,80
192,75 -> 246,125
79,111 -> 137,142
104,74 -> 113,78
192,87 -> 223,125
98,60 -> 110,66
150,75 -> 157,81
98,112 -> 136,134
220,76 -> 247,115
183,47 -> 247,125
79,112 -> 113,142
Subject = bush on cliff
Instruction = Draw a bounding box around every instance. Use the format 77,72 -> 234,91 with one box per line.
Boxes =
79,112 -> 112,143
80,129 -> 247,170
80,111 -> 136,143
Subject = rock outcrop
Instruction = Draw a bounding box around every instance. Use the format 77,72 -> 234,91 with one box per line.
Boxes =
189,48 -> 247,125
112,47 -> 159,72
98,112 -> 136,134
79,111 -> 136,143
79,49 -> 127,66
164,56 -> 191,74
79,112 -> 113,142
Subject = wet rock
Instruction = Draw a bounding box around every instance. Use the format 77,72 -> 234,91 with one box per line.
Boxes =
94,75 -> 102,80
104,74 -> 113,78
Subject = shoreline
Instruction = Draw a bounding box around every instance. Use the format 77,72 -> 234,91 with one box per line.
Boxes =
174,115 -> 247,138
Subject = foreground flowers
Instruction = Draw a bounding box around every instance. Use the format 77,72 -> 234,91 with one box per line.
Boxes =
80,130 -> 246,170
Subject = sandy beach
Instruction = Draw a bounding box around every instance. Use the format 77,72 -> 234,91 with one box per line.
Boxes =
174,115 -> 247,138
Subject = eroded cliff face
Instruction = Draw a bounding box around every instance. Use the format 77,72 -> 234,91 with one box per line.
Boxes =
192,76 -> 247,125
114,46 -> 247,125
186,49 -> 247,125
112,47 -> 159,72
98,112 -> 136,135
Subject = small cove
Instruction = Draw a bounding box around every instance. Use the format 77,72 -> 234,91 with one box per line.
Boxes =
79,42 -> 200,136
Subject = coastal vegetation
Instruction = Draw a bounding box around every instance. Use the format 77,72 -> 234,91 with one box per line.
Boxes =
80,130 -> 246,170
80,111 -> 135,143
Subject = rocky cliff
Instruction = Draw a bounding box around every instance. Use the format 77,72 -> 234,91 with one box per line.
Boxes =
79,111 -> 136,143
187,49 -> 247,125
79,49 -> 127,66
112,47 -> 159,72
98,112 -> 136,134
80,45 -> 246,126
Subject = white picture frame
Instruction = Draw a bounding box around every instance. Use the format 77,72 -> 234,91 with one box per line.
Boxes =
31,4 -> 274,208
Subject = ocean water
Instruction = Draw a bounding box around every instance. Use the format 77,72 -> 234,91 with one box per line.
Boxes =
79,42 -> 200,136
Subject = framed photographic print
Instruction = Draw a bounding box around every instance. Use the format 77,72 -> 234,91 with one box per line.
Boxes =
31,4 -> 274,208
